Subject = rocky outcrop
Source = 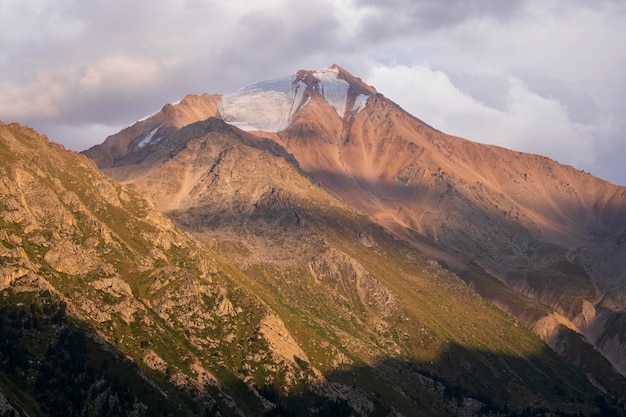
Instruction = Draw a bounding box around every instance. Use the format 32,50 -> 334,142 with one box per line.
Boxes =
0,266 -> 29,290
142,349 -> 169,373
259,313 -> 309,369
44,240 -> 99,275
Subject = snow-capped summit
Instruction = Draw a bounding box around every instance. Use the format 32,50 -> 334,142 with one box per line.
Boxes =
217,65 -> 373,132
86,66 -> 377,164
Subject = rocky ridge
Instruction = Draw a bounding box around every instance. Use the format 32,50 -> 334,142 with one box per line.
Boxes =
4,121 -> 623,415
83,65 -> 626,382
0,122 -> 351,415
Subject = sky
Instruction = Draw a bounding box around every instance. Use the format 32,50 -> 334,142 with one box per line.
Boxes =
1,0 -> 625,185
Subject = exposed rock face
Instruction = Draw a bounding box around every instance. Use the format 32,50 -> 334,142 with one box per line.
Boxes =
142,348 -> 169,373
44,240 -> 99,275
0,265 -> 29,289
259,313 -> 309,367
82,65 -> 626,386
1,121 -> 321,415
308,246 -> 400,333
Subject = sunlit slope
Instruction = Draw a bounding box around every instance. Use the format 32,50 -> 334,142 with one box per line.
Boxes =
94,118 -> 625,415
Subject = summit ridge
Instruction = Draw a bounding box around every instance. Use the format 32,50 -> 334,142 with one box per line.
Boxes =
217,66 -> 373,132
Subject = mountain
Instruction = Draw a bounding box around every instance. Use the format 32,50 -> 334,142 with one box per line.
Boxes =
79,66 -> 626,413
2,115 -> 622,416
1,63 -> 623,415
0,121 -> 276,416
85,64 -> 626,382
5,123 -> 620,417
0,116 -> 617,416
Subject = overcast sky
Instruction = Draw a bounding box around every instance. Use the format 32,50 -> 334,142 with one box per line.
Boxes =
2,0 -> 625,185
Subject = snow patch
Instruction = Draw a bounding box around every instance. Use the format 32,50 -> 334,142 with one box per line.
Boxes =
218,75 -> 304,132
135,126 -> 160,150
218,67 -> 369,133
352,94 -> 369,113
314,68 -> 350,117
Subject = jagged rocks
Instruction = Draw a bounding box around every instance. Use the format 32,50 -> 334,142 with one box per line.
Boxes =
214,286 -> 235,316
91,277 -> 134,298
142,349 -> 169,373
79,298 -> 112,323
44,240 -> 99,275
0,266 -> 29,290
259,313 -> 309,367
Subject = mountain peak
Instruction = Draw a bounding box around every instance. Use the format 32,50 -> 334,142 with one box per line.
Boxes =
295,64 -> 376,93
217,65 -> 375,133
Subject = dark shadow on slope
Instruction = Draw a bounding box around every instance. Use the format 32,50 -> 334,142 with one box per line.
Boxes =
0,292 -> 206,417
252,343 -> 626,417
106,118 -> 307,176
303,167 -> 626,313
2,285 -> 624,417
162,190 -> 626,415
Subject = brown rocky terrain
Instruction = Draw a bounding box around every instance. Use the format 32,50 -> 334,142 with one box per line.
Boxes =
11,120 -> 626,416
0,121 -> 341,415
0,64 -> 618,415
83,65 -> 626,384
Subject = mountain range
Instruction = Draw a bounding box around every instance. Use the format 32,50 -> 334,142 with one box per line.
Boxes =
1,64 -> 625,416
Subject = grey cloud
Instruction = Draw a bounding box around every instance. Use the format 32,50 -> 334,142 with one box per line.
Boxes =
353,0 -> 522,42
1,0 -> 350,145
446,72 -> 511,111
514,72 -> 603,126
358,0 -> 521,25
593,129 -> 626,185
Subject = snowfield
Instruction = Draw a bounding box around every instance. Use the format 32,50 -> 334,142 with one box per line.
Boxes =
135,126 -> 160,150
217,67 -> 368,132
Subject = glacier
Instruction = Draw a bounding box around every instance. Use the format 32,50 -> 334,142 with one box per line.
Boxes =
217,67 -> 368,132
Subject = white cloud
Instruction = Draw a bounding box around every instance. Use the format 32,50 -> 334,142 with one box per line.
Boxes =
0,55 -> 166,121
366,64 -> 603,169
76,56 -> 164,92
0,73 -> 66,119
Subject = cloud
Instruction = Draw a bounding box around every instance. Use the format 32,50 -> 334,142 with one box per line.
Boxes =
38,122 -> 120,153
355,1 -> 626,184
354,0 -> 522,37
0,0 -> 348,127
366,64 -> 604,169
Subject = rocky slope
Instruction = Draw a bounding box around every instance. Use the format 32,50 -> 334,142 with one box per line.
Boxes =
84,64 -> 626,386
0,121 -> 351,416
3,119 -> 625,416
